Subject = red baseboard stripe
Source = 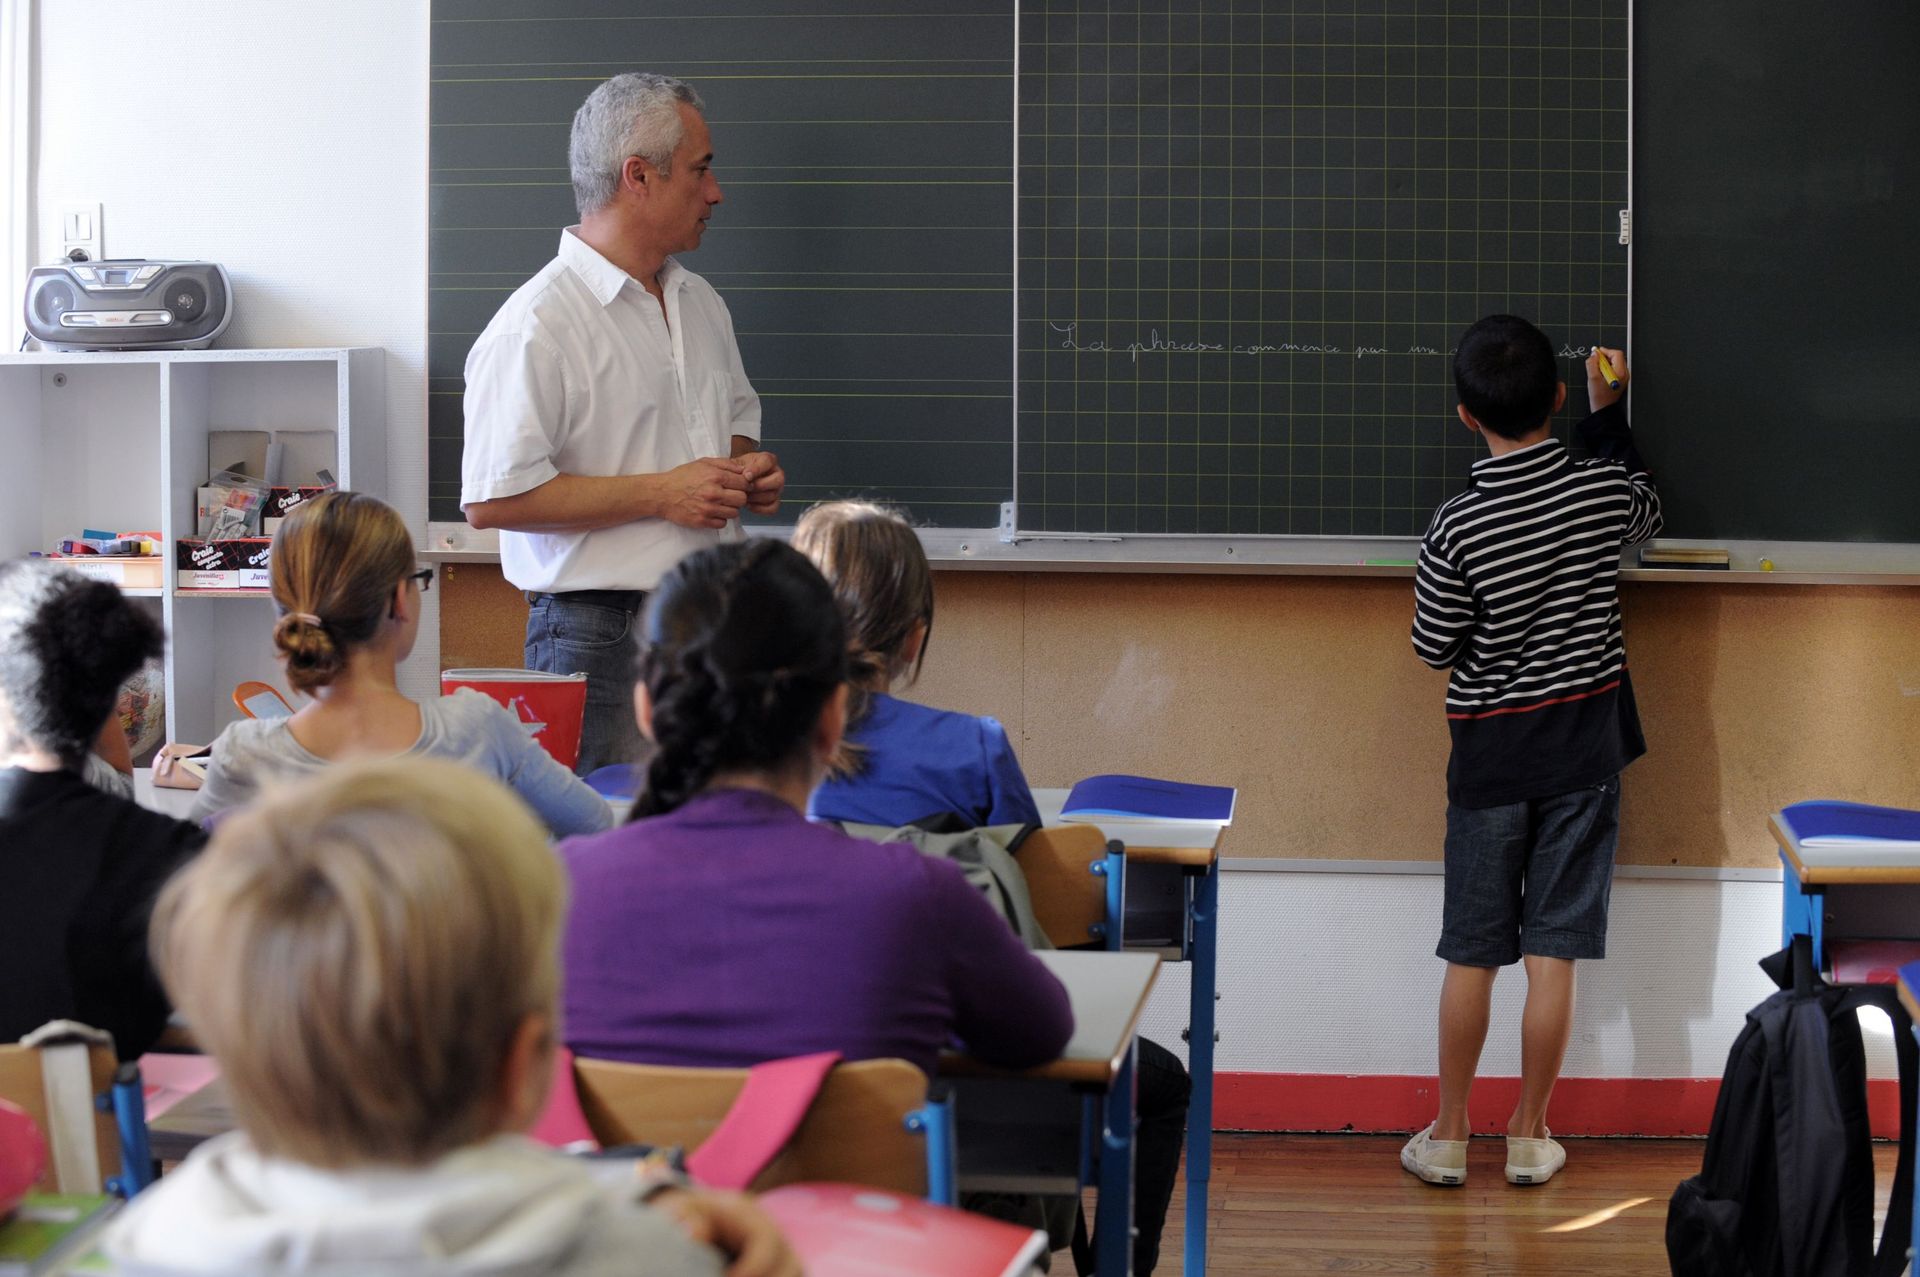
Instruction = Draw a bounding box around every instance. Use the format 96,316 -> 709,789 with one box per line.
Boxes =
1213,1072 -> 1902,1140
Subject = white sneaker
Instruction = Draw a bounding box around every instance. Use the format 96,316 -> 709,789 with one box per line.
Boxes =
1505,1130 -> 1566,1185
1400,1122 -> 1468,1186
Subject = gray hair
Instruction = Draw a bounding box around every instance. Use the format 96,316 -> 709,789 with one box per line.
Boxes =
569,73 -> 705,217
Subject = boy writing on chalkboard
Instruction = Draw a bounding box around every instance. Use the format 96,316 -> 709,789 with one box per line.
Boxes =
1400,315 -> 1660,1187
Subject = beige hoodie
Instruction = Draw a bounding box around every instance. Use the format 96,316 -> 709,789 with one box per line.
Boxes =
103,1133 -> 723,1277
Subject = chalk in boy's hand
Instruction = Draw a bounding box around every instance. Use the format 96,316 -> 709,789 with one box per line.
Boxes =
1585,346 -> 1629,411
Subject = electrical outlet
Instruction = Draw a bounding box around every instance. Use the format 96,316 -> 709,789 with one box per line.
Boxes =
59,201 -> 103,263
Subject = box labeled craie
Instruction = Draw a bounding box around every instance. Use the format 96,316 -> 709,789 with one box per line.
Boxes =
176,538 -> 272,590
264,485 -> 336,534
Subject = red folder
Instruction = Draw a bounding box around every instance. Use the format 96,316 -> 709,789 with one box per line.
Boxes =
760,1183 -> 1048,1277
440,669 -> 588,769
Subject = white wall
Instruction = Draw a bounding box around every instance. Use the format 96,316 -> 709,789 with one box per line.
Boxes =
1136,868 -> 1899,1084
31,0 -> 435,692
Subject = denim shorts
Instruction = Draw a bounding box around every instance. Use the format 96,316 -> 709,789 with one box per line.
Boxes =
1438,776 -> 1621,967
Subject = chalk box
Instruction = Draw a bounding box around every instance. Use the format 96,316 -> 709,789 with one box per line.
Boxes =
176,538 -> 273,590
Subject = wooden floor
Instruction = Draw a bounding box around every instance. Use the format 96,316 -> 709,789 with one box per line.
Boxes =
1134,1133 -> 1901,1276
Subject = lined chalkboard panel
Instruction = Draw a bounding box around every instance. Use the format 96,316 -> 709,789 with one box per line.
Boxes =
428,0 -> 1018,527
1632,5 -> 1920,543
1015,1 -> 1629,534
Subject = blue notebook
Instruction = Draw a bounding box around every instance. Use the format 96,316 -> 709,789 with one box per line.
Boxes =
1780,800 -> 1920,847
1062,774 -> 1237,824
583,764 -> 640,802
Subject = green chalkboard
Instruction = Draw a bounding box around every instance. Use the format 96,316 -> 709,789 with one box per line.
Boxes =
1631,4 -> 1920,543
1015,2 -> 1628,535
429,0 -> 1018,527
429,1 -> 1636,537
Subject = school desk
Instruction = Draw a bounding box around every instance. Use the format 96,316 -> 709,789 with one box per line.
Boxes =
131,769 -> 195,821
1770,813 -> 1920,975
146,1077 -> 232,1164
1030,788 -> 1223,1277
940,949 -> 1160,1277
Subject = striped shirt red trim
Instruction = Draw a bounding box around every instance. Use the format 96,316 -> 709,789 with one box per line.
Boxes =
1446,677 -> 1623,721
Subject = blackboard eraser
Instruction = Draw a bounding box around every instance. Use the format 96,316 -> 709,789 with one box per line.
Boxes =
1637,546 -> 1731,569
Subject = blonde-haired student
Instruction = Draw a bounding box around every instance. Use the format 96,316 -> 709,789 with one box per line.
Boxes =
187,491 -> 608,836
106,757 -> 795,1277
792,500 -> 1190,1276
794,500 -> 1038,828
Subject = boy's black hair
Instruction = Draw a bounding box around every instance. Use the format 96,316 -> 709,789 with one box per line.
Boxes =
1453,314 -> 1560,440
0,560 -> 163,767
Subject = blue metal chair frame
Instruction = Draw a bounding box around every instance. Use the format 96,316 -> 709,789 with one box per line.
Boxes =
102,1061 -> 155,1196
904,1090 -> 958,1206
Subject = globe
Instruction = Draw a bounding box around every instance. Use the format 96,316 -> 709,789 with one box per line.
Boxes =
117,662 -> 167,758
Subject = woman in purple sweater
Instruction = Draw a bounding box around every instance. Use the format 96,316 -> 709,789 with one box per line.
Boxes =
559,540 -> 1072,1078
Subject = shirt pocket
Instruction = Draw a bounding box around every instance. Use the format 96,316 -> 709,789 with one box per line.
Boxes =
684,367 -> 735,456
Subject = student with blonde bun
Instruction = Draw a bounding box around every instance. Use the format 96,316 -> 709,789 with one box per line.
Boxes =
188,491 -> 609,836
106,757 -> 796,1277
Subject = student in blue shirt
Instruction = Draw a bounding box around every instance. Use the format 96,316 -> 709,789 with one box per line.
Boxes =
794,500 -> 1190,1276
798,500 -> 1038,829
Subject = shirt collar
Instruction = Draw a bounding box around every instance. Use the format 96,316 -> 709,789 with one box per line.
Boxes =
558,228 -> 687,308
1470,436 -> 1566,480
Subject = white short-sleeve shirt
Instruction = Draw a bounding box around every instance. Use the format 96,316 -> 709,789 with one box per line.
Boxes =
461,229 -> 762,593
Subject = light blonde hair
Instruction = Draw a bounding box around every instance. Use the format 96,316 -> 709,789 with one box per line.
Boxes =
150,757 -> 565,1168
791,501 -> 934,778
269,491 -> 416,694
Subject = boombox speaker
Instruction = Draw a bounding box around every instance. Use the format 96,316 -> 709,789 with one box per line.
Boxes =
24,260 -> 233,351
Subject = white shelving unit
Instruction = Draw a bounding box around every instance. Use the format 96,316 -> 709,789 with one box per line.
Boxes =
0,348 -> 385,746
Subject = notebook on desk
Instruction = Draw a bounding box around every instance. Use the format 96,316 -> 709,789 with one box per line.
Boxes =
1780,800 -> 1920,848
1776,801 -> 1920,868
759,1183 -> 1047,1277
1061,774 -> 1236,825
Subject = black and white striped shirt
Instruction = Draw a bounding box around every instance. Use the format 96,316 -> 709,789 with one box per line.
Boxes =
1413,403 -> 1661,807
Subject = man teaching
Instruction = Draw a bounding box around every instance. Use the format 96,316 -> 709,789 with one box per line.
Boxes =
462,73 -> 783,773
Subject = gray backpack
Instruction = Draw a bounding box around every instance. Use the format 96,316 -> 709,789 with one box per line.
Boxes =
837,819 -> 1051,951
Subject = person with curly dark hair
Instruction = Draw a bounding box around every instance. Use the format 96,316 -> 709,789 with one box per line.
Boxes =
0,560 -> 204,1057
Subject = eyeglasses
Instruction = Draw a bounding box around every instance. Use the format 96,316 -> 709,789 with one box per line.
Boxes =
407,568 -> 433,593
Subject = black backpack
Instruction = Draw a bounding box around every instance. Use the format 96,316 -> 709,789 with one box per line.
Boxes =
1667,939 -> 1918,1277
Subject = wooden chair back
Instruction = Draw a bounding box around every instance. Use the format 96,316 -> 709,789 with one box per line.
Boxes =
1019,823 -> 1112,949
0,1041 -> 121,1193
572,1056 -> 931,1196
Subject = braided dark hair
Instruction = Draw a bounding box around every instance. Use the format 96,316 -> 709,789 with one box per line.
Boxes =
0,560 -> 164,767
631,539 -> 848,819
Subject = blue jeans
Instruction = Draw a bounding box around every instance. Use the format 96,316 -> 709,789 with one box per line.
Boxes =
524,590 -> 646,776
1438,776 -> 1622,967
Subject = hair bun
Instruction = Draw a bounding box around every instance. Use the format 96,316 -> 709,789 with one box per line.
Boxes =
273,610 -> 343,686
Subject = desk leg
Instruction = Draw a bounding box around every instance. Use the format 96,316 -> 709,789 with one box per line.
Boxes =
1098,1038 -> 1139,1277
1183,858 -> 1219,1277
1779,854 -> 1825,971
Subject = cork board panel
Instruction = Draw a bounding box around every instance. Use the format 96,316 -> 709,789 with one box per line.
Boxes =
437,564 -> 1920,869
1015,574 -> 1454,862
1621,583 -> 1920,869
438,563 -> 528,671
908,571 -> 1028,747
